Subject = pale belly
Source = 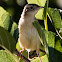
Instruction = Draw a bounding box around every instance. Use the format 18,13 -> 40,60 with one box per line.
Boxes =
19,25 -> 40,51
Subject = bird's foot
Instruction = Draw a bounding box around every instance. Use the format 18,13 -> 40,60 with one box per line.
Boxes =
19,48 -> 25,60
37,53 -> 42,62
20,48 -> 25,53
36,50 -> 42,62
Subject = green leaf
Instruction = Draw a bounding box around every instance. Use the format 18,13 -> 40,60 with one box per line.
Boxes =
44,30 -> 55,48
16,41 -> 28,59
16,41 -> 22,52
27,0 -> 46,20
44,30 -> 55,62
0,26 -> 16,53
33,21 -> 48,55
0,6 -> 13,31
48,8 -> 62,29
33,21 -> 55,62
0,50 -> 16,62
59,28 -> 62,37
55,39 -> 62,52
59,28 -> 62,33
0,6 -> 19,41
0,7 -> 7,17
10,22 -> 19,41
31,55 -> 48,62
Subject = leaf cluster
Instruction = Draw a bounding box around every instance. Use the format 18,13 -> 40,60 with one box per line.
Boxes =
0,0 -> 62,62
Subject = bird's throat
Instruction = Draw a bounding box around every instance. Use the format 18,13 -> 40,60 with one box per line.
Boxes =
21,12 -> 36,23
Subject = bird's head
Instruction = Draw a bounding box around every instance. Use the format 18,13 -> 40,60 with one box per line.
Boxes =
23,4 -> 44,16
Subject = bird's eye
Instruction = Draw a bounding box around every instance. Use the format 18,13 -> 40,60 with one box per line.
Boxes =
29,6 -> 34,11
30,7 -> 33,9
26,6 -> 34,11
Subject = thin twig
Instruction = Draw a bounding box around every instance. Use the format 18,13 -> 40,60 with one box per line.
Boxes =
39,49 -> 46,54
48,13 -> 62,40
56,30 -> 62,39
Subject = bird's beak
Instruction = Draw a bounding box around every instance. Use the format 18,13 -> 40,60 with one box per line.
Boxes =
36,6 -> 44,10
39,6 -> 44,9
34,6 -> 44,14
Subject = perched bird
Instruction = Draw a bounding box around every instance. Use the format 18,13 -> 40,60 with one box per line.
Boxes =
18,4 -> 44,62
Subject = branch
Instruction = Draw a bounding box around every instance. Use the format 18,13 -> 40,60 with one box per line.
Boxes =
14,49 -> 30,62
39,49 -> 46,54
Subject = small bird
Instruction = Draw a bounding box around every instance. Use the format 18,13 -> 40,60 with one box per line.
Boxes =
18,4 -> 44,62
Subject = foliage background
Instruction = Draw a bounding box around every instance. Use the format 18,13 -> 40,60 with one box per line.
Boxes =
0,0 -> 62,62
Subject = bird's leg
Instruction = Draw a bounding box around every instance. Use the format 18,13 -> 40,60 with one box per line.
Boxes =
15,49 -> 30,62
19,48 -> 25,60
37,53 -> 42,62
20,48 -> 25,54
36,50 -> 42,62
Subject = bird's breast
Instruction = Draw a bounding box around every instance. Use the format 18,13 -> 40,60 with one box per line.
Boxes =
18,18 -> 40,50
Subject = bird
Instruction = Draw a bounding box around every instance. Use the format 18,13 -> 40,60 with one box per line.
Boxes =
18,4 -> 44,62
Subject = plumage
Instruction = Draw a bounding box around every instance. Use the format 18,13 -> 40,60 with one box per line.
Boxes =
18,4 -> 44,62
18,13 -> 40,52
